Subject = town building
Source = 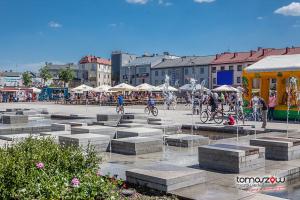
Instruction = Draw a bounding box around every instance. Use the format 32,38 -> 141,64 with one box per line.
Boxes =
0,70 -> 23,87
210,47 -> 300,88
45,62 -> 81,87
111,51 -> 137,85
120,53 -> 178,86
151,56 -> 215,88
78,56 -> 112,87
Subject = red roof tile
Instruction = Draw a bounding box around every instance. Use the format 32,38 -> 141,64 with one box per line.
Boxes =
211,47 -> 300,64
79,56 -> 111,65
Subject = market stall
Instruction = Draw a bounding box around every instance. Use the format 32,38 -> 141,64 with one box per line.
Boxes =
243,54 -> 300,120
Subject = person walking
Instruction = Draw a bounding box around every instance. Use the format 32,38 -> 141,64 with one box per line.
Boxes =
268,93 -> 277,121
259,97 -> 268,129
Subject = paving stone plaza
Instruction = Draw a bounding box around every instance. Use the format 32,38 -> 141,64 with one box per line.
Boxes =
1,102 -> 300,200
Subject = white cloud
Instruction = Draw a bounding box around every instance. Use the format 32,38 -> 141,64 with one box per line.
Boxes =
158,0 -> 173,6
194,0 -> 215,3
274,2 -> 300,16
48,21 -> 62,28
257,16 -> 264,20
126,0 -> 148,4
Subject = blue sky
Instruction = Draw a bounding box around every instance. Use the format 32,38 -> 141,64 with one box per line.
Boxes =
0,0 -> 300,71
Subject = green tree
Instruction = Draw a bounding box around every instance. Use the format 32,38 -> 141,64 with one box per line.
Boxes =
39,66 -> 52,85
58,67 -> 74,87
22,71 -> 32,87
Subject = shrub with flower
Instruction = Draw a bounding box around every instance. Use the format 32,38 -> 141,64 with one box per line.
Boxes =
0,137 -> 120,199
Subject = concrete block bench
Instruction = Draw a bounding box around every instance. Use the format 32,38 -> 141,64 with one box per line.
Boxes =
111,137 -> 162,155
165,134 -> 209,147
59,134 -> 110,153
126,163 -> 206,192
198,143 -> 265,173
250,136 -> 300,161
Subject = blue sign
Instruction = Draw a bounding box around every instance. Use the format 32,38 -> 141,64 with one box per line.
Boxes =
217,70 -> 234,85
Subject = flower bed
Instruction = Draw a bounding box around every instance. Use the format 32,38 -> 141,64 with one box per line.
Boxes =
0,137 -> 120,199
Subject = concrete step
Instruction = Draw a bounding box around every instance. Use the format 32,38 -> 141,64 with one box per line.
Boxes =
126,163 -> 206,192
111,136 -> 163,155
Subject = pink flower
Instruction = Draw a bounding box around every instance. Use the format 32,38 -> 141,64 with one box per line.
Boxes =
96,171 -> 101,176
71,178 -> 80,187
36,162 -> 44,169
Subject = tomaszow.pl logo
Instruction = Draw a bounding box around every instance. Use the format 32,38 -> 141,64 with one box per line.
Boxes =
236,176 -> 285,187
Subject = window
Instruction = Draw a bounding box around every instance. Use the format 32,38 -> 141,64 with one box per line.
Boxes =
162,70 -> 165,76
192,68 -> 195,74
200,67 -> 204,74
139,67 -> 146,73
107,74 -> 110,79
185,68 -> 188,75
237,65 -> 243,71
155,71 -> 158,76
237,77 -> 241,83
168,69 -> 172,75
212,67 -> 216,73
229,66 -> 234,71
155,80 -> 158,85
221,66 -> 225,71
213,78 -> 216,84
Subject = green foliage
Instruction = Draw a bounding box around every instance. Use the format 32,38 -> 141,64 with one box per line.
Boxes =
0,137 -> 120,200
59,67 -> 75,87
22,71 -> 32,87
39,66 -> 52,84
242,76 -> 248,87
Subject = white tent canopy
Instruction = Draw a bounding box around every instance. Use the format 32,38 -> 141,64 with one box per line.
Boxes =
156,84 -> 178,92
179,84 -> 208,91
30,87 -> 41,93
110,83 -> 137,91
92,85 -> 111,92
212,85 -> 238,92
71,84 -> 93,93
136,83 -> 158,91
245,54 -> 300,73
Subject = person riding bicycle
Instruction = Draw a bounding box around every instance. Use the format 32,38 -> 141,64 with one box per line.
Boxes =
147,95 -> 156,109
117,93 -> 124,109
209,93 -> 218,121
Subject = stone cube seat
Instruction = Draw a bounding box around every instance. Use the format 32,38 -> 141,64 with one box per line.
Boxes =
111,137 -> 162,155
97,114 -> 121,122
59,134 -> 110,153
116,127 -> 163,139
165,134 -> 209,147
118,123 -> 144,128
51,123 -> 71,131
40,131 -> 71,143
2,115 -> 28,124
198,143 -> 265,173
0,133 -> 40,141
250,136 -> 300,161
126,163 -> 206,192
71,125 -> 116,139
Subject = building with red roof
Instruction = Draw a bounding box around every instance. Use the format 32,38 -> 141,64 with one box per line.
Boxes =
210,46 -> 300,88
78,56 -> 111,87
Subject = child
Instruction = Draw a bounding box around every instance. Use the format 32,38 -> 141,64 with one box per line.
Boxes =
224,114 -> 235,125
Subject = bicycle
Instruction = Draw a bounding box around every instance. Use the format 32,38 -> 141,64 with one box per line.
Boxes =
200,107 -> 224,124
144,105 -> 158,116
116,105 -> 124,114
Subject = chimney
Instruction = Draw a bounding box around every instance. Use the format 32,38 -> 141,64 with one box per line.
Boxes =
250,50 -> 255,56
285,47 -> 289,54
257,47 -> 262,51
262,49 -> 266,56
233,52 -> 238,58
